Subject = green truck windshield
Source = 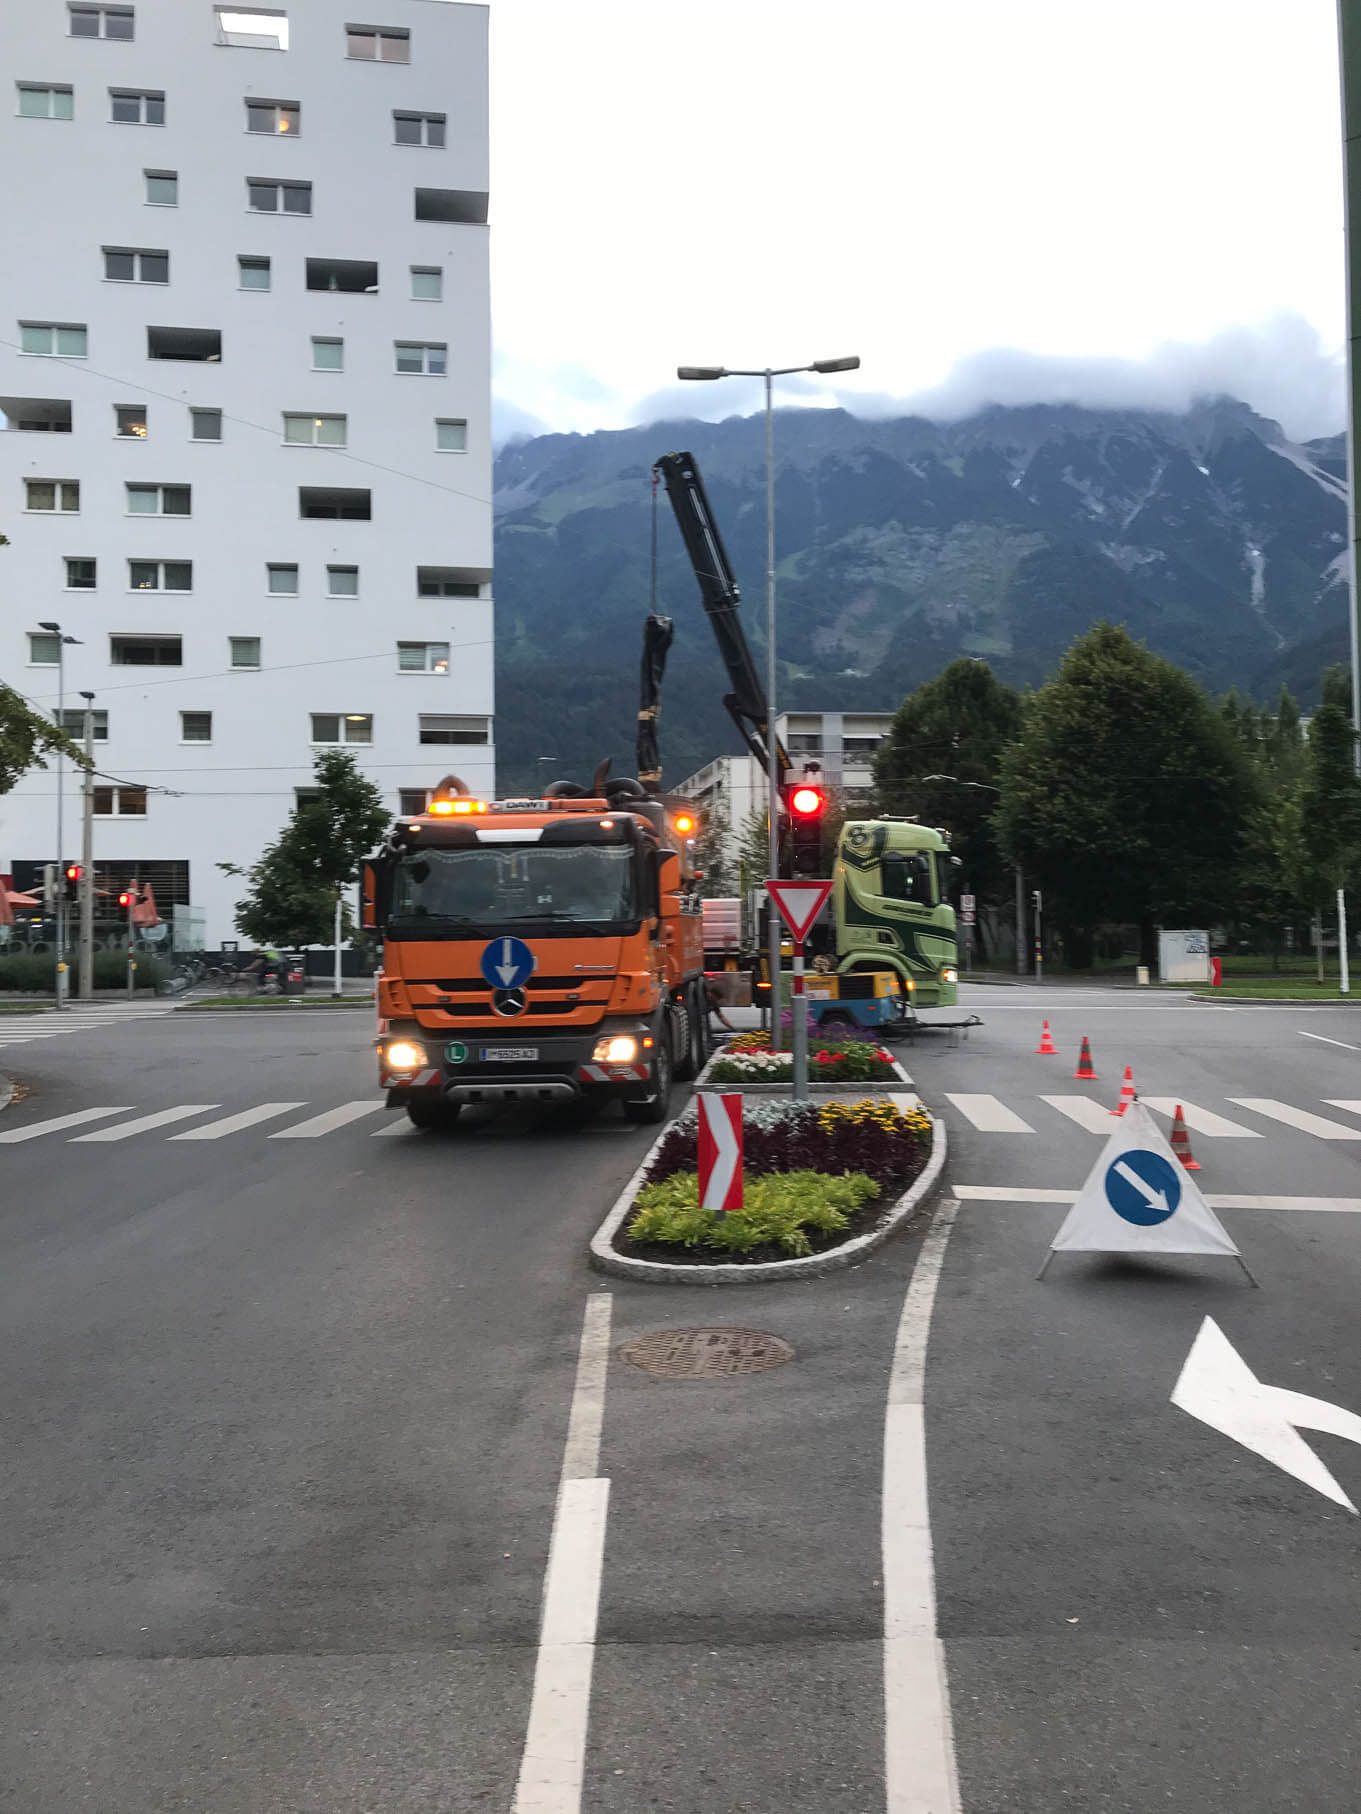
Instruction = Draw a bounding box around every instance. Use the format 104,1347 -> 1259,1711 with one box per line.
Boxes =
391,844 -> 638,926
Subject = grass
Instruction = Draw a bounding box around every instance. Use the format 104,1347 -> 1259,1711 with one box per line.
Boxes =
627,1170 -> 879,1257
1175,977 -> 1359,999
0,1002 -> 49,1014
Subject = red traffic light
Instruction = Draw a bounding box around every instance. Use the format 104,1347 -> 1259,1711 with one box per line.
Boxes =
64,864 -> 82,882
117,891 -> 134,909
789,786 -> 824,817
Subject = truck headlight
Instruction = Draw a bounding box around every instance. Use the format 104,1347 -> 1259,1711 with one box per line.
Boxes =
593,1034 -> 638,1063
941,968 -> 958,984
385,1039 -> 426,1070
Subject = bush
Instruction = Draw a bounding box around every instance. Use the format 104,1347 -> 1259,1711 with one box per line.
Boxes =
627,1169 -> 879,1256
646,1097 -> 931,1191
0,951 -> 170,993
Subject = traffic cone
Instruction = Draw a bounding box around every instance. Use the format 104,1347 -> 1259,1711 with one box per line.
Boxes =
1169,1104 -> 1200,1170
1110,1065 -> 1136,1116
1035,1019 -> 1057,1055
1073,1035 -> 1098,1080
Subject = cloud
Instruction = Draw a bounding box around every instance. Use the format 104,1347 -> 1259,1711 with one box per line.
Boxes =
492,395 -> 549,448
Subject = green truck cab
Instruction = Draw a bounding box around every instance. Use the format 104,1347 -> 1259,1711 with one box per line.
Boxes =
834,818 -> 959,1008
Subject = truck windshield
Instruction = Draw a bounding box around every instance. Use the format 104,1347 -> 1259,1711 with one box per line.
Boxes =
390,844 -> 638,929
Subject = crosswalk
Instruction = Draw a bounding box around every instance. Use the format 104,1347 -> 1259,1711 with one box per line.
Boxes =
944,1092 -> 1361,1144
0,1003 -> 177,1048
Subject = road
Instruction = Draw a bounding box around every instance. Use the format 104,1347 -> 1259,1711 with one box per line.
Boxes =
2,987 -> 1360,1810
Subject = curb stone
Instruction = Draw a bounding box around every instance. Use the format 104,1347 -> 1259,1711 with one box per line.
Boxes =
588,1106 -> 947,1286
0,1073 -> 13,1114
1186,993 -> 1360,1005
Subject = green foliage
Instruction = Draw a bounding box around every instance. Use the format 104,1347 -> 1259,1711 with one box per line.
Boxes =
220,750 -> 390,946
689,796 -> 736,896
735,804 -> 771,901
0,683 -> 85,796
627,1169 -> 878,1256
1301,699 -> 1361,899
0,951 -> 169,992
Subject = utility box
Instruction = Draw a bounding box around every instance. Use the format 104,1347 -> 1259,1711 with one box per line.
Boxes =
1158,929 -> 1210,984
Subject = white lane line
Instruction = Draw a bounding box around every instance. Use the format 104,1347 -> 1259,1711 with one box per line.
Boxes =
169,1102 -> 306,1140
944,1093 -> 1034,1133
1301,1031 -> 1361,1050
72,1104 -> 218,1142
883,1199 -> 961,1814
1229,1098 -> 1361,1140
269,1100 -> 385,1139
955,1185 -> 1361,1213
1141,1097 -> 1262,1138
512,1292 -> 613,1814
1040,1093 -> 1113,1132
0,1105 -> 133,1144
1325,1099 -> 1361,1117
372,1116 -> 419,1135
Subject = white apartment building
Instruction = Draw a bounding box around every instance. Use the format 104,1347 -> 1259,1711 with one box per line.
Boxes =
1,0 -> 492,945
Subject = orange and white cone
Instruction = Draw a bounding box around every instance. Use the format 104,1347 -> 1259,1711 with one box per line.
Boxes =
1035,1019 -> 1056,1055
1169,1103 -> 1200,1170
1110,1064 -> 1136,1116
1073,1036 -> 1098,1080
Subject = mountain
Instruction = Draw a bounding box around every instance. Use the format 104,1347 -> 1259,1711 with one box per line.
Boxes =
491,397 -> 1350,794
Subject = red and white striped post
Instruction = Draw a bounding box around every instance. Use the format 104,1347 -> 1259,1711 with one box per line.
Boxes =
697,1092 -> 743,1216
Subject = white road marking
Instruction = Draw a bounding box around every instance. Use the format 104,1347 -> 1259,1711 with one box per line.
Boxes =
1300,1031 -> 1361,1051
0,1105 -> 133,1144
1041,1093 -> 1114,1132
169,1102 -> 306,1140
883,1199 -> 961,1814
372,1115 -> 419,1135
956,1184 -> 1361,1212
1324,1100 -> 1361,1118
269,1100 -> 384,1138
944,1093 -> 1034,1133
1229,1098 -> 1361,1140
511,1293 -> 613,1814
72,1104 -> 219,1142
1141,1097 -> 1261,1138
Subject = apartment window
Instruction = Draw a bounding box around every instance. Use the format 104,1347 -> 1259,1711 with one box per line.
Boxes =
217,9 -> 290,51
410,265 -> 442,300
110,88 -> 163,124
116,404 -> 147,437
71,5 -> 134,38
65,557 -> 97,589
395,341 -> 446,376
417,566 -> 482,598
18,85 -> 74,120
310,713 -> 372,745
327,565 -> 359,596
94,786 -> 147,816
245,97 -> 298,133
3,398 -> 73,432
20,323 -> 87,357
104,246 -> 168,283
129,559 -> 192,591
147,326 -> 221,361
29,633 -> 62,665
127,482 -> 190,516
295,787 -> 324,808
311,337 -> 343,371
230,636 -> 261,669
284,412 -> 346,447
180,711 -> 213,743
300,486 -> 370,519
56,707 -> 109,740
414,187 -> 486,224
144,169 -> 177,205
398,641 -> 450,673
420,714 -> 489,745
111,634 -> 181,666
267,563 -> 298,594
398,788 -> 430,816
435,418 -> 467,453
25,479 -> 80,511
238,254 -> 271,290
306,258 -> 377,293
347,25 -> 409,61
248,178 -> 311,214
190,407 -> 222,441
394,110 -> 444,147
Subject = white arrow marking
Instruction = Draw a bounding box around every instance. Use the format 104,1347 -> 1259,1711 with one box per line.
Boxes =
1171,1317 -> 1361,1512
700,1095 -> 739,1210
1112,1157 -> 1171,1218
497,937 -> 521,986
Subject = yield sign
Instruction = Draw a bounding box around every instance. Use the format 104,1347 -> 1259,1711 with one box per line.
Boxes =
766,877 -> 832,944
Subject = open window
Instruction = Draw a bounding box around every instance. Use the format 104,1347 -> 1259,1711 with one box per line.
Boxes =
413,187 -> 487,224
305,257 -> 377,293
300,486 -> 370,519
1,396 -> 72,432
147,326 -> 221,362
215,7 -> 289,49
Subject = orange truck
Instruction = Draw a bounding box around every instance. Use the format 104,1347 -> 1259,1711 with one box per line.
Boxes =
364,775 -> 707,1129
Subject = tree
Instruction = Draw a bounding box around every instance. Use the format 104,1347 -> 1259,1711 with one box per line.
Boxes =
996,623 -> 1255,969
220,750 -> 390,947
0,681 -> 83,796
689,797 -> 736,897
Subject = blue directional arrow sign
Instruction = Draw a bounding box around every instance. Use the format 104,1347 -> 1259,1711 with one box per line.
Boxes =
479,935 -> 536,990
1104,1148 -> 1181,1226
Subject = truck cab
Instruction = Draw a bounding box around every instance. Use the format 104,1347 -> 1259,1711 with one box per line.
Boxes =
834,818 -> 959,1007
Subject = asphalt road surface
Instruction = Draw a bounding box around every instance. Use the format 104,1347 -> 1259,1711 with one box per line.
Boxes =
2,987 -> 1361,1811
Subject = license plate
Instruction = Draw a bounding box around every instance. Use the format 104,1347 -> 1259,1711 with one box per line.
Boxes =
481,1046 -> 539,1063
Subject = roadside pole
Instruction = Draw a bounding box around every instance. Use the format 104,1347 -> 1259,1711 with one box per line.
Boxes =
77,695 -> 96,999
333,888 -> 343,998
791,933 -> 808,1101
126,888 -> 136,998
1032,887 -> 1044,984
1340,887 -> 1351,994
1015,866 -> 1026,976
767,878 -> 834,1106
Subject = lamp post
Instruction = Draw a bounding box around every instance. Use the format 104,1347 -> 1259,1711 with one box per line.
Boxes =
37,622 -> 83,1009
678,355 -> 860,1048
78,690 -> 96,1000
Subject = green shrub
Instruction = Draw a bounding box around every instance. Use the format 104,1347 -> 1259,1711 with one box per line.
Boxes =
0,951 -> 170,993
627,1169 -> 879,1257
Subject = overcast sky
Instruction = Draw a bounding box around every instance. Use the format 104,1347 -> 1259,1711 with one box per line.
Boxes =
486,0 -> 1345,444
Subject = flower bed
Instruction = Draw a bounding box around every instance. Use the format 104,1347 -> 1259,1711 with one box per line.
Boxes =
707,1036 -> 900,1086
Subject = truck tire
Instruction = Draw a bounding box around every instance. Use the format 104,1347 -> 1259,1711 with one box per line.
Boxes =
673,985 -> 705,1082
406,1096 -> 461,1131
624,1023 -> 673,1124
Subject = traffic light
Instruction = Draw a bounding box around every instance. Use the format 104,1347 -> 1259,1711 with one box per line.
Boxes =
671,808 -> 697,838
64,863 -> 83,901
784,783 -> 826,877
117,890 -> 134,911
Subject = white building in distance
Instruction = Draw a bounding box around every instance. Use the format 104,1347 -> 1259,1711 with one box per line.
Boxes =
1,0 -> 492,946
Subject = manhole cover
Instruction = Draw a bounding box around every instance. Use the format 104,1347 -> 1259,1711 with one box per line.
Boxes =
618,1327 -> 795,1379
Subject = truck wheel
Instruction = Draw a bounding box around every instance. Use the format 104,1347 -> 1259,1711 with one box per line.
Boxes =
406,1096 -> 461,1131
624,1025 -> 673,1124
674,987 -> 705,1082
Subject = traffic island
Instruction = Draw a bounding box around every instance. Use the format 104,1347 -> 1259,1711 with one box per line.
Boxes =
695,1031 -> 914,1096
589,1094 -> 946,1285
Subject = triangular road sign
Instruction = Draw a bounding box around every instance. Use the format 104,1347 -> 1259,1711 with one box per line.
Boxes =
1040,1099 -> 1252,1280
766,877 -> 833,943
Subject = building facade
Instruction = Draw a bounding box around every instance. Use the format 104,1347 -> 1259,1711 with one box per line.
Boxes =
1,0 -> 492,945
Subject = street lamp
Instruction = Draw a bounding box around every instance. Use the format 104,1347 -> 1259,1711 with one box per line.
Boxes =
37,621 -> 83,1009
678,355 -> 860,1049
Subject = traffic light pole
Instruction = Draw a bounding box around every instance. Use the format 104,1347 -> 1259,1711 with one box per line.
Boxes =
791,937 -> 808,1102
126,889 -> 136,997
77,697 -> 95,1000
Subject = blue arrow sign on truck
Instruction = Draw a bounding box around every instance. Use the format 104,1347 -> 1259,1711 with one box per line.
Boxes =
479,936 -> 535,990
